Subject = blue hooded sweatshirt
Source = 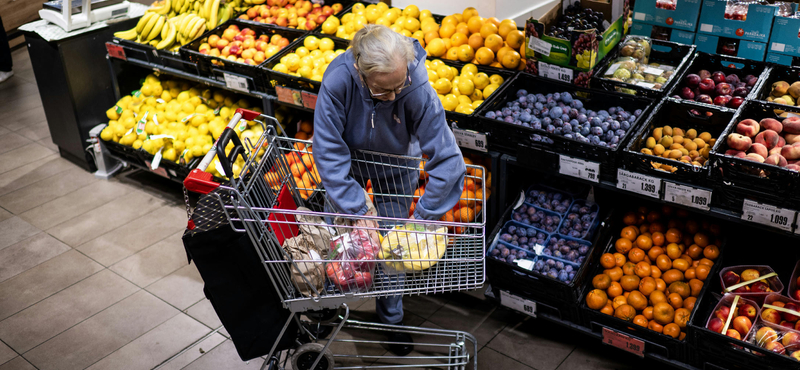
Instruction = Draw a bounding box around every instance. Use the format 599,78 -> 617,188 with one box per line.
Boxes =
312,39 -> 466,221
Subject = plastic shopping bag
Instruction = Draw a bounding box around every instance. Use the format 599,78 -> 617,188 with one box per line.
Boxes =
326,229 -> 379,293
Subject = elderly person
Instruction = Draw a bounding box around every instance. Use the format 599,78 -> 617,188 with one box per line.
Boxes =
312,24 -> 465,355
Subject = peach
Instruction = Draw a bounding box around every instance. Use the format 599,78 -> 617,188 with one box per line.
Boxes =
222,28 -> 237,41
782,116 -> 800,134
765,341 -> 786,354
773,81 -> 790,95
741,269 -> 761,281
762,308 -> 783,324
755,326 -> 778,344
725,149 -> 746,158
781,143 -> 800,160
783,302 -> 800,322
733,316 -> 752,336
745,153 -> 765,163
208,34 -> 220,48
760,118 -> 783,133
216,38 -> 229,48
748,143 -> 769,158
778,136 -> 786,148
716,305 -> 734,321
755,130 -> 781,150
789,81 -> 800,99
736,119 -> 761,138
727,133 -> 752,151
765,154 -> 788,167
708,317 -> 725,333
786,133 -> 800,144
726,328 -> 742,340
740,303 -> 758,321
246,7 -> 258,18
792,351 -> 800,361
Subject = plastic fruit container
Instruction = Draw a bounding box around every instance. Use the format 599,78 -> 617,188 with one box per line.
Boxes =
759,293 -> 800,332
718,265 -> 784,305
704,293 -> 760,344
786,260 -> 800,303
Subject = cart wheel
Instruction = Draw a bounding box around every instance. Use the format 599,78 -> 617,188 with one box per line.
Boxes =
291,343 -> 334,370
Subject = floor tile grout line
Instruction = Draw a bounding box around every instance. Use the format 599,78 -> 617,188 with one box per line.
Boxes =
0,231 -> 69,284
150,325 -> 227,370
0,155 -> 77,198
553,346 -> 577,370
0,337 -> 24,365
482,347 -> 538,370
7,173 -> 105,217
0,143 -> 53,176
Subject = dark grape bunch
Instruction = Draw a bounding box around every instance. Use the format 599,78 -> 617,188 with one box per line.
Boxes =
526,21 -> 539,38
547,4 -> 606,39
524,58 -> 538,75
574,71 -> 592,88
512,204 -> 561,233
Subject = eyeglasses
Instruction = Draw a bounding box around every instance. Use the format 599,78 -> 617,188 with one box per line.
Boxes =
356,54 -> 412,98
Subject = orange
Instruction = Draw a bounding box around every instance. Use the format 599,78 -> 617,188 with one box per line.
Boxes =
440,210 -> 455,223
648,320 -> 664,333
462,7 -> 479,22
666,243 -> 684,260
615,304 -> 636,322
640,224 -> 650,234
612,295 -> 628,309
655,278 -> 667,292
695,264 -> 711,280
467,16 -> 484,34
685,220 -> 699,234
301,153 -> 314,168
667,293 -> 683,310
301,171 -> 317,187
587,289 -> 609,310
635,235 -> 653,251
600,253 -> 616,269
456,44 -> 475,62
628,291 -> 648,310
656,254 -> 672,271
635,262 -> 652,278
662,269 -> 684,284
688,279 -> 704,297
601,302 -> 615,316
439,24 -> 456,39
672,258 -> 689,272
615,238 -> 633,254
621,226 -> 640,241
620,275 -> 640,292
703,245 -> 720,260
628,248 -> 646,263
653,302 -> 676,325
501,50 -> 520,69
606,267 -> 623,282
614,253 -> 627,267
290,162 -> 306,177
456,207 -> 475,223
459,190 -> 476,208
479,22 -> 498,39
651,232 -> 665,246
699,258 -> 714,267
441,15 -> 458,27
674,308 -> 691,329
633,315 -> 649,328
622,262 -> 636,276
684,268 -> 696,280
647,246 -> 665,261
643,306 -> 655,320
484,34 -> 504,53
450,32 -> 468,47
468,33 -> 484,50
668,281 -> 691,299
607,281 -> 623,298
683,297 -> 697,310
663,323 -> 681,339
456,22 -> 470,36
665,228 -> 683,243
593,274 -> 612,290
694,232 -> 710,247
295,131 -> 309,140
424,32 -> 440,44
639,276 -> 657,296
687,244 -> 703,259
498,19 -> 517,38
650,290 -> 667,306
649,222 -> 666,233
650,265 -> 662,279
506,30 -> 525,49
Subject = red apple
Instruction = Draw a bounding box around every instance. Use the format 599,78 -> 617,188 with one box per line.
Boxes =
765,341 -> 786,355
716,305 -> 734,321
722,271 -> 741,286
751,281 -> 771,293
783,302 -> 800,322
733,285 -> 751,293
780,320 -> 795,329
316,15 -> 327,24
740,303 -> 758,321
708,317 -> 725,333
733,316 -> 752,336
762,308 -> 782,324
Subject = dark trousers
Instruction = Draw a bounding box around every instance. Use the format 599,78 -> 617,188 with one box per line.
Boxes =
0,16 -> 12,72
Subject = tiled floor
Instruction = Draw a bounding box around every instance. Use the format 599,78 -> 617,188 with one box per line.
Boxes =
0,46 -> 679,370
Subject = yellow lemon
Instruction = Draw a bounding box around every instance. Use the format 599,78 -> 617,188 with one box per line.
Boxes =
177,91 -> 190,103
295,46 -> 310,58
489,74 -> 504,85
298,65 -> 313,79
455,103 -> 474,115
461,63 -> 478,76
473,72 -> 490,90
436,65 -> 454,80
442,94 -> 459,111
273,63 -> 289,74
426,38 -> 446,57
402,5 -> 420,18
404,17 -> 420,32
483,83 -> 500,98
470,89 -> 483,101
458,79 -> 475,96
304,36 -> 320,51
426,69 -> 439,82
319,38 -> 334,52
433,78 -> 452,94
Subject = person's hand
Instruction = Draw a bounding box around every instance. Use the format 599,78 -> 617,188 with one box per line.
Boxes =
409,214 -> 416,220
355,218 -> 380,244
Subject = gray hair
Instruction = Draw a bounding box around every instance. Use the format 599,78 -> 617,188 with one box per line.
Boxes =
351,24 -> 415,76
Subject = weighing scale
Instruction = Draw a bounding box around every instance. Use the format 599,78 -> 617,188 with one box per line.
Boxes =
39,0 -> 131,32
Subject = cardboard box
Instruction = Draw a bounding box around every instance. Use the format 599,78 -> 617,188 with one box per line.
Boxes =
631,21 -> 696,45
769,15 -> 800,58
766,51 -> 800,66
525,1 -> 627,72
695,32 -> 767,61
697,0 -> 792,43
583,0 -> 626,23
632,0 -> 703,32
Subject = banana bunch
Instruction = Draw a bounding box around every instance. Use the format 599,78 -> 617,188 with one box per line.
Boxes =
176,13 -> 207,46
169,0 -> 235,28
113,12 -> 178,50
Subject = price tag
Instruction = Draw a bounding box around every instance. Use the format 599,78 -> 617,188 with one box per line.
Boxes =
452,128 -> 488,152
151,147 -> 163,170
301,92 -> 318,110
135,111 -> 148,135
106,42 -> 126,61
602,327 -> 645,358
528,36 -> 552,57
617,169 -> 661,198
223,73 -> 249,93
276,85 -> 304,107
500,290 -> 536,317
664,182 -> 712,211
636,81 -> 656,89
559,155 -> 600,183
539,62 -> 573,83
644,67 -> 664,75
741,198 -> 796,232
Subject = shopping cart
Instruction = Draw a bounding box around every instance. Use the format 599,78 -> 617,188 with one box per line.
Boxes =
184,109 -> 486,370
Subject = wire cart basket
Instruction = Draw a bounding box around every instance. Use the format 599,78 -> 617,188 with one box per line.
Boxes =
184,109 -> 486,370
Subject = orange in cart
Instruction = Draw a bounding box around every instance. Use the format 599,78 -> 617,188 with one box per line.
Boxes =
290,163 -> 306,178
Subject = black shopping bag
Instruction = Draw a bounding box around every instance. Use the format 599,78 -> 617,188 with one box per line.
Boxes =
182,190 -> 298,361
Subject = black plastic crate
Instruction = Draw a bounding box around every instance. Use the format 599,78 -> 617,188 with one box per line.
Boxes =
666,51 -> 768,112
709,100 -> 800,202
752,65 -> 800,104
180,19 -> 308,92
261,34 -> 349,99
486,193 -> 612,325
622,98 -> 735,187
472,72 -> 655,182
581,236 -> 724,364
236,0 -> 355,35
110,37 -> 203,74
592,36 -> 695,99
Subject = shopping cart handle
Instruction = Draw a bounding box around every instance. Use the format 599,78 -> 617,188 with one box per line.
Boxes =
235,108 -> 261,121
184,169 -> 220,194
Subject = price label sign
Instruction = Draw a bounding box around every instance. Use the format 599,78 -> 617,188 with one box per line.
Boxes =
741,198 -> 796,232
223,73 -> 249,93
106,42 -> 126,61
453,128 -> 488,152
664,181 -> 712,211
528,36 -> 552,57
539,62 -> 574,84
301,92 -> 318,110
276,85 -> 304,107
500,290 -> 536,318
559,155 -> 600,183
602,327 -> 645,358
617,169 -> 661,198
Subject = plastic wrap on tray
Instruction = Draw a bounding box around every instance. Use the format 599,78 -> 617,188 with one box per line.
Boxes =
378,223 -> 448,274
747,294 -> 800,358
326,229 -> 378,292
704,293 -> 760,344
602,57 -> 676,91
788,260 -> 800,302
719,265 -> 784,305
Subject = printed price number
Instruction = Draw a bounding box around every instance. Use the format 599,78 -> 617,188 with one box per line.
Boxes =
559,155 -> 600,183
602,327 -> 645,358
106,42 -> 126,61
223,73 -> 249,93
664,181 -> 712,211
453,128 -> 488,152
741,198 -> 796,233
617,169 -> 661,199
539,62 -> 573,84
500,290 -> 536,317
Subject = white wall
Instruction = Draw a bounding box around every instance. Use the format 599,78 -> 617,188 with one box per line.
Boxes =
390,0 -> 559,25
